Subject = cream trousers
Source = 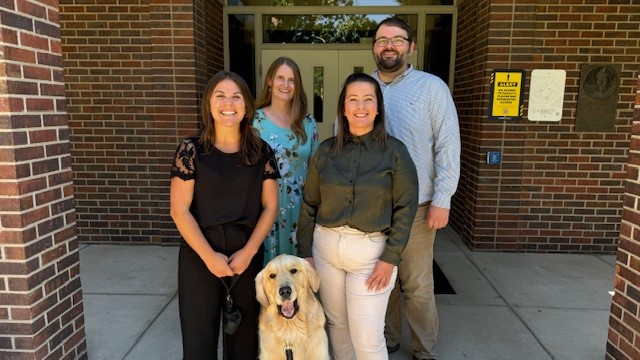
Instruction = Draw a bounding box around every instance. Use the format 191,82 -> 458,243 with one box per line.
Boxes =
313,225 -> 397,360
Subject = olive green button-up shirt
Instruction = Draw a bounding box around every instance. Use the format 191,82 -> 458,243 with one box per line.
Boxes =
297,132 -> 418,265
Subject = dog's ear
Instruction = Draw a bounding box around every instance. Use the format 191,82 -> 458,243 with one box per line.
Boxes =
303,260 -> 321,293
255,269 -> 269,306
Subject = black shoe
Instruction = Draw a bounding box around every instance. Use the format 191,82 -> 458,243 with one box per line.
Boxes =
387,343 -> 400,354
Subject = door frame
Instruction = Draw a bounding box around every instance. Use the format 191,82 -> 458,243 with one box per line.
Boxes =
222,5 -> 458,93
260,49 -> 342,141
260,48 -> 420,141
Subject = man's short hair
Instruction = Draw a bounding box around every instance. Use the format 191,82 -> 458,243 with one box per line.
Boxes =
374,16 -> 414,44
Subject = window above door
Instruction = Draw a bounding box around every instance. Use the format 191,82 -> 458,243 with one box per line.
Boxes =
263,14 -> 416,44
227,0 -> 453,6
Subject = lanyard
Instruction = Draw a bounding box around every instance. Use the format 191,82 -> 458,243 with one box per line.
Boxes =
222,274 -> 240,313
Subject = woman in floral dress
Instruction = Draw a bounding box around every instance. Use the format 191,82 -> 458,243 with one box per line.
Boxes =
254,57 -> 318,263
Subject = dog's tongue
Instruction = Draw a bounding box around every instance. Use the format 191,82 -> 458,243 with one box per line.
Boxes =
281,300 -> 295,318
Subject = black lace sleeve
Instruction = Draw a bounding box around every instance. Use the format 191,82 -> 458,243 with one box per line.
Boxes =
263,142 -> 281,180
170,138 -> 197,180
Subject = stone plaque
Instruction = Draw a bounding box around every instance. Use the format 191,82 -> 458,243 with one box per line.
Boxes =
575,64 -> 621,132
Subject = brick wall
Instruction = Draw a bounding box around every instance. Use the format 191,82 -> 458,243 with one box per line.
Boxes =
193,0 -> 223,92
607,72 -> 640,359
57,0 -> 640,252
451,0 -> 639,252
59,0 -> 222,244
0,1 -> 86,358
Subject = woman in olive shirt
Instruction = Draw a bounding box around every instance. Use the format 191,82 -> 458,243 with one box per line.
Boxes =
297,73 -> 418,360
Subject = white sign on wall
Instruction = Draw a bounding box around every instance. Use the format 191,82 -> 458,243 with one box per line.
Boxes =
527,69 -> 566,122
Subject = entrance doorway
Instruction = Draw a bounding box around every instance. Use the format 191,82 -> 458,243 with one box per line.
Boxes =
225,8 -> 457,123
261,49 -> 418,141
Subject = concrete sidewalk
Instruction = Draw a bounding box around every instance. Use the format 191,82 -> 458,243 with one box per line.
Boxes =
79,226 -> 614,359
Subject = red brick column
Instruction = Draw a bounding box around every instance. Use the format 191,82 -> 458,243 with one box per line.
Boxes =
607,72 -> 640,359
0,1 -> 86,358
451,0 -> 639,252
59,0 -> 221,244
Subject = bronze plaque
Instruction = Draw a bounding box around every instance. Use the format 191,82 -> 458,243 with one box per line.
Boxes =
575,64 -> 621,132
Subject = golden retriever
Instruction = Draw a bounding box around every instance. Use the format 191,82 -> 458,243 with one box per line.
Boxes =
255,254 -> 329,360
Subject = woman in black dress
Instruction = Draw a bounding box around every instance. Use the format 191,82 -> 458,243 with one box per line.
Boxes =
170,71 -> 279,359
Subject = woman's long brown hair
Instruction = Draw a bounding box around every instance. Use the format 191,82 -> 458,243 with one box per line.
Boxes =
333,73 -> 388,155
199,71 -> 262,165
255,57 -> 310,144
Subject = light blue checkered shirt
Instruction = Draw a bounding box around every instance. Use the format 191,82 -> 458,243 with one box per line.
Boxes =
372,66 -> 461,208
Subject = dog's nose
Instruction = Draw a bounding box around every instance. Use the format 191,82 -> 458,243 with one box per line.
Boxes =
279,286 -> 292,299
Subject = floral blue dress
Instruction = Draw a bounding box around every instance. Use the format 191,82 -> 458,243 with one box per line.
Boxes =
254,108 -> 319,263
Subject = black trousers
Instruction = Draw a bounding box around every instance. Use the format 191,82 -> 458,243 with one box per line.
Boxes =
178,224 -> 264,360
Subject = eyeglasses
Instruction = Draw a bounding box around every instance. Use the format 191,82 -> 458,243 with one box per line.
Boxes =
374,36 -> 409,47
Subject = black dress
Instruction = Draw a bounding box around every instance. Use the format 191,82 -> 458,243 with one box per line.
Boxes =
171,136 -> 279,359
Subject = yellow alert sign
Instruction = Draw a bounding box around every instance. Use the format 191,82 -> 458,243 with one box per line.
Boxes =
488,69 -> 525,120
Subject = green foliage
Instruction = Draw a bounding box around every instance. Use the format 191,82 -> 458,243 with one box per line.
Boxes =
265,0 -> 377,44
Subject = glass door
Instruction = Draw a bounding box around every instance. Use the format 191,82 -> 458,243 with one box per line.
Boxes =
262,49 -> 398,141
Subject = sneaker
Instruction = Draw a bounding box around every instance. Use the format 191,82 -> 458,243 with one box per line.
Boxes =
387,343 -> 400,354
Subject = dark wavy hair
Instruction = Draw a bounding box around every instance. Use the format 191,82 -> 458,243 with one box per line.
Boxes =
333,73 -> 387,155
198,71 -> 262,165
255,57 -> 310,144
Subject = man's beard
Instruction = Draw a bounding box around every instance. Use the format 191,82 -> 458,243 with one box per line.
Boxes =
375,51 -> 405,73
